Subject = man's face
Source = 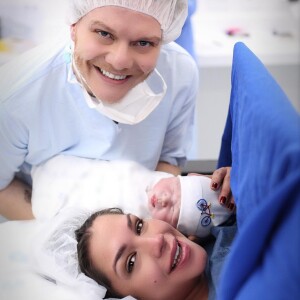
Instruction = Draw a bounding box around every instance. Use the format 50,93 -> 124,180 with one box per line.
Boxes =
71,6 -> 162,103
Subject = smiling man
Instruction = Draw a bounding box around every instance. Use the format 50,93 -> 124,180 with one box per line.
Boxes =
0,1 -> 232,221
71,6 -> 163,104
0,0 -> 201,220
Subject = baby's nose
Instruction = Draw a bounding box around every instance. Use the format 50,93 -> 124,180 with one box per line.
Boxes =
157,193 -> 170,207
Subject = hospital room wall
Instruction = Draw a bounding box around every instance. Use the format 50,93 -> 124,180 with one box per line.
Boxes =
0,0 -> 299,166
187,0 -> 299,171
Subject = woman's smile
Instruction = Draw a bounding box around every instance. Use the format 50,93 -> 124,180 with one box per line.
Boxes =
88,213 -> 207,300
170,240 -> 190,273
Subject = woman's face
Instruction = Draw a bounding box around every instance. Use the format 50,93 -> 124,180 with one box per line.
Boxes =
89,214 -> 207,300
70,6 -> 162,103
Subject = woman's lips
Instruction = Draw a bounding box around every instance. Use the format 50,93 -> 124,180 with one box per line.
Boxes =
169,239 -> 190,273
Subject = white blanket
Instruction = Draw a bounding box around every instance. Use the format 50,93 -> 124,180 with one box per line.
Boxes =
0,218 -> 136,300
0,220 -> 84,300
31,155 -> 171,220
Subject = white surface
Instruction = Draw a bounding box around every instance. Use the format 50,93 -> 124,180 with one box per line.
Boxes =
193,0 -> 299,66
188,0 -> 300,160
0,220 -> 86,300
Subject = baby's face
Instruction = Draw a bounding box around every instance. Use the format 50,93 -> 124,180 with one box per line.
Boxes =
147,177 -> 181,227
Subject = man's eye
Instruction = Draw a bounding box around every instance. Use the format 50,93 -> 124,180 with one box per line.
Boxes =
98,30 -> 111,39
136,219 -> 143,235
126,254 -> 136,273
137,41 -> 152,47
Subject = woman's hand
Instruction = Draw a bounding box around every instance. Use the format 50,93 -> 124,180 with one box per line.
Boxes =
188,167 -> 235,211
210,167 -> 235,211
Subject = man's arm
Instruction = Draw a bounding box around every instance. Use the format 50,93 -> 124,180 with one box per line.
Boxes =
0,178 -> 34,220
156,161 -> 181,176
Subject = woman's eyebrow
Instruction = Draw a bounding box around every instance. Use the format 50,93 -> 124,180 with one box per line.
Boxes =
113,214 -> 133,275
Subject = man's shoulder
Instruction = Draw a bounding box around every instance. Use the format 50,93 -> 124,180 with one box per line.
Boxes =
161,42 -> 195,60
0,39 -> 68,103
157,42 -> 199,87
158,42 -> 198,72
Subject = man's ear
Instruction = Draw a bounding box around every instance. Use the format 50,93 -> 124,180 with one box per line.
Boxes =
70,24 -> 76,41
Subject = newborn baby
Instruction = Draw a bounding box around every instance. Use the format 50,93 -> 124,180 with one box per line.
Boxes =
147,175 -> 233,237
32,155 -> 233,237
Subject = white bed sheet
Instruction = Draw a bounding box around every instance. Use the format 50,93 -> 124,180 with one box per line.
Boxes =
0,220 -> 87,300
0,219 -> 136,300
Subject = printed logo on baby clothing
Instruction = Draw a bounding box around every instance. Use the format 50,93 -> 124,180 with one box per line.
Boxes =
196,199 -> 215,226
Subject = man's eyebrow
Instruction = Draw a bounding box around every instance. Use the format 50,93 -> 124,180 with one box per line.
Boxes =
89,20 -> 161,43
113,214 -> 132,274
89,21 -> 115,33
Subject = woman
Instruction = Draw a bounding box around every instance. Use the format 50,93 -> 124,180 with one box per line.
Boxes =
75,208 -> 235,300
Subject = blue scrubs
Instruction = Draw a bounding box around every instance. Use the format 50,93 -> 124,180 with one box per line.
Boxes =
0,39 -> 199,189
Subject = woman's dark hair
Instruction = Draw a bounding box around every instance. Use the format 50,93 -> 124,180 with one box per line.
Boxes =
75,208 -> 124,299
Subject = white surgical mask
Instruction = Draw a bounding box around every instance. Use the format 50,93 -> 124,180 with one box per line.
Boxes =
71,53 -> 167,125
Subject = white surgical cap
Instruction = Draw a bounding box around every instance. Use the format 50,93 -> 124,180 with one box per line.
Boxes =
33,207 -> 135,300
66,0 -> 188,43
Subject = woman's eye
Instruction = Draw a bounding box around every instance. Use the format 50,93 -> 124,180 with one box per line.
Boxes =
126,254 -> 136,273
136,219 -> 143,235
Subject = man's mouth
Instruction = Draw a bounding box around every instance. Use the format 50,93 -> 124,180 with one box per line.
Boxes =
96,67 -> 128,81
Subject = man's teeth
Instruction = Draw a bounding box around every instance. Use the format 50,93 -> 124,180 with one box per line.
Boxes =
171,243 -> 182,270
100,68 -> 127,80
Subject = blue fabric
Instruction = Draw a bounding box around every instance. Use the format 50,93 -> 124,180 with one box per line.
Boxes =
217,42 -> 300,299
206,225 -> 237,300
217,110 -> 232,168
175,0 -> 197,60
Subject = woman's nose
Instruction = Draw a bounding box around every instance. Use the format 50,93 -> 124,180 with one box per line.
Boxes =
140,234 -> 164,258
105,42 -> 133,70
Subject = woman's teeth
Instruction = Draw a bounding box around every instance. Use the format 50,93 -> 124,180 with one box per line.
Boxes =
100,68 -> 127,80
171,243 -> 182,270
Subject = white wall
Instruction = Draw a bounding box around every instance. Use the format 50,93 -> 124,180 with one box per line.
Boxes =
189,0 -> 300,161
0,0 -> 68,43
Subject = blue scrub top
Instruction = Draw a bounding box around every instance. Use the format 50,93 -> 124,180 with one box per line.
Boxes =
0,39 -> 199,189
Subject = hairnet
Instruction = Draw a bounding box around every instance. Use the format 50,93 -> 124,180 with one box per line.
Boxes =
33,207 -> 135,300
66,0 -> 188,43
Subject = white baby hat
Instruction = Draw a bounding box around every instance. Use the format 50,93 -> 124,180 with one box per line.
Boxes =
177,176 -> 233,237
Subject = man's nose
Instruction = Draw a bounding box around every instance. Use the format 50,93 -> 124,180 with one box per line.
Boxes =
105,42 -> 133,70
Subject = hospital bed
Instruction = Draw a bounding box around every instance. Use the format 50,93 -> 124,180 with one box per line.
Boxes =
0,42 -> 299,300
